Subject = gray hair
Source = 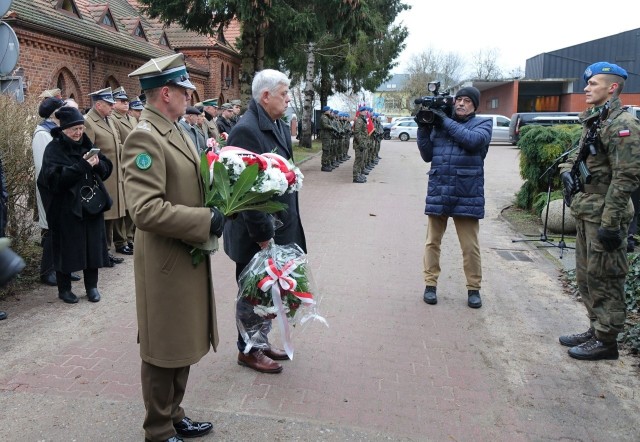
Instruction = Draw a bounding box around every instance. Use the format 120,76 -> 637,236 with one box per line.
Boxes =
252,69 -> 290,101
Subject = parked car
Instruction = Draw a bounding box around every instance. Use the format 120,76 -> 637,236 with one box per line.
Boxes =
478,114 -> 511,143
509,112 -> 581,145
390,120 -> 418,141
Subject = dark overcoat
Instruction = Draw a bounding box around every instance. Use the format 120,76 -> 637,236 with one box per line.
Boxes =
37,129 -> 112,272
122,104 -> 218,368
224,99 -> 306,264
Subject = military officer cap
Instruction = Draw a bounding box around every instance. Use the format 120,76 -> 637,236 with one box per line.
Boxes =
583,62 -> 628,83
220,103 -> 233,111
202,98 -> 218,107
185,106 -> 201,116
88,87 -> 115,104
195,105 -> 204,113
129,97 -> 144,110
129,53 -> 195,91
230,99 -> 242,106
112,86 -> 129,101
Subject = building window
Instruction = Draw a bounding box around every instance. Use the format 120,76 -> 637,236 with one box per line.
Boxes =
56,0 -> 80,18
100,10 -> 116,30
489,98 -> 499,109
133,23 -> 147,40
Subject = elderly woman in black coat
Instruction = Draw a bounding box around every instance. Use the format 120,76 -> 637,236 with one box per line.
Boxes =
37,107 -> 113,304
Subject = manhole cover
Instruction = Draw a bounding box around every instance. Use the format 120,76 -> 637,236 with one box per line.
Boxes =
496,250 -> 534,262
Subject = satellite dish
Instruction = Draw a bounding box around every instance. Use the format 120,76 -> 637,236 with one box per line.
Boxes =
0,0 -> 14,18
0,21 -> 19,76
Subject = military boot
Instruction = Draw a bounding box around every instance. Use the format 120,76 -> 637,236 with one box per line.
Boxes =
353,175 -> 366,184
423,286 -> 437,305
567,338 -> 619,360
559,327 -> 594,347
467,290 -> 482,308
321,165 -> 332,172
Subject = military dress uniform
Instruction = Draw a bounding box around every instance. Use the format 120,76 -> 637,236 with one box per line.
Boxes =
122,53 -> 217,441
559,62 -> 640,360
83,88 -> 127,262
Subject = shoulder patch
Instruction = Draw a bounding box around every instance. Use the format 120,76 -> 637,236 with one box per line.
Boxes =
618,129 -> 631,137
135,152 -> 152,170
136,121 -> 151,131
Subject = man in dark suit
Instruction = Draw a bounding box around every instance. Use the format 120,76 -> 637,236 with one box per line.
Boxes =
224,69 -> 307,374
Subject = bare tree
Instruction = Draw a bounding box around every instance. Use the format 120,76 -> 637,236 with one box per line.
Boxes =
470,48 -> 503,80
403,48 -> 465,112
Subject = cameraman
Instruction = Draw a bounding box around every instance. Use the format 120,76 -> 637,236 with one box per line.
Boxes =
416,87 -> 492,309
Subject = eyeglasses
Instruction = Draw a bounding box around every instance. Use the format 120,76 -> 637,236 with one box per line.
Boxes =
455,97 -> 473,105
66,126 -> 85,133
168,85 -> 192,99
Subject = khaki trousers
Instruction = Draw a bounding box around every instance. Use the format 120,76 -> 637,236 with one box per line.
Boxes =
141,361 -> 189,441
423,215 -> 482,290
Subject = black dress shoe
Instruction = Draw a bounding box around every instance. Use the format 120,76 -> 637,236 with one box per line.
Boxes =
174,417 -> 213,438
70,272 -> 82,281
423,286 -> 437,305
86,288 -> 101,302
40,272 -> 57,286
58,290 -> 79,304
0,311 -> 7,321
108,254 -> 124,264
127,241 -> 134,251
115,245 -> 133,255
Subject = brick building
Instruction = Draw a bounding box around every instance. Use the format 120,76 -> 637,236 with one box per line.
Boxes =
3,0 -> 241,108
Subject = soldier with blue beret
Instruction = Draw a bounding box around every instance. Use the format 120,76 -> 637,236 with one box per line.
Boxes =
559,61 -> 640,360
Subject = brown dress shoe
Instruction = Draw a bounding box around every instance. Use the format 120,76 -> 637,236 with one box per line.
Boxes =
237,350 -> 283,373
264,346 -> 290,361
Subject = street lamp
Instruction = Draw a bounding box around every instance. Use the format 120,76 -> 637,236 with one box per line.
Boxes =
223,76 -> 232,90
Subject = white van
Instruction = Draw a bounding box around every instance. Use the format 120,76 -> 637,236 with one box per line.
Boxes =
478,114 -> 511,143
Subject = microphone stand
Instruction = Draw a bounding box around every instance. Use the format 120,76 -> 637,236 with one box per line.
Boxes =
512,147 -> 577,258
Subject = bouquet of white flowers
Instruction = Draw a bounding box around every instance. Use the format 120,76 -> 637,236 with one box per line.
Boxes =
189,146 -> 303,266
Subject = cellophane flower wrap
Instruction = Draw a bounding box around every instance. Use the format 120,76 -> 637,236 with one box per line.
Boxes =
189,146 -> 303,266
236,242 -> 327,359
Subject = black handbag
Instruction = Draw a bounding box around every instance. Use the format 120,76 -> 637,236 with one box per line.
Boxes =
80,177 -> 109,215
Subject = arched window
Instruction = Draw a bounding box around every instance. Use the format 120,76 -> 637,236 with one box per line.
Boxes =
220,63 -> 225,86
56,73 -> 66,95
231,67 -> 235,87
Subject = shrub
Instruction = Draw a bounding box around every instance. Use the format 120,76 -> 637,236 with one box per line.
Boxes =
0,95 -> 42,297
515,124 -> 582,211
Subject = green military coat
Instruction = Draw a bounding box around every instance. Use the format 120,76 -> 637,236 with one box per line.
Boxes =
122,104 -> 219,368
84,108 -> 126,220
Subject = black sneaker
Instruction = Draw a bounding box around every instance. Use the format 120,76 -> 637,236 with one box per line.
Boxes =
467,290 -> 482,308
423,286 -> 437,304
568,339 -> 619,360
559,327 -> 594,347
174,417 -> 213,438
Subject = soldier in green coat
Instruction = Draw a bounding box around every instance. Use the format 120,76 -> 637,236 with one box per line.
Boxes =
559,62 -> 640,360
319,106 -> 333,172
352,105 -> 369,183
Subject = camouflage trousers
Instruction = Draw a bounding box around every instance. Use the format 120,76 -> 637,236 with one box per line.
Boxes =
320,137 -> 332,166
352,146 -> 365,178
575,219 -> 628,342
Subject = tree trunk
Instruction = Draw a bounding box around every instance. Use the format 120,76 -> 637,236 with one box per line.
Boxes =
300,42 -> 316,149
239,22 -> 258,108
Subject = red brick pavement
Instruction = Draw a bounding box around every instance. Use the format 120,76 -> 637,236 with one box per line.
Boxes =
1,140 -> 639,441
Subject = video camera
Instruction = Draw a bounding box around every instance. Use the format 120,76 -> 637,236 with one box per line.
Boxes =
414,81 -> 454,125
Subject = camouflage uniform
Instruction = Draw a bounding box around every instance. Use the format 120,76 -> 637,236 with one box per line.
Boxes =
352,113 -> 368,182
559,96 -> 640,343
330,111 -> 341,167
342,114 -> 352,161
319,111 -> 333,171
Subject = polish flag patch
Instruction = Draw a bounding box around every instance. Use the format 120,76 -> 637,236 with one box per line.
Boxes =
618,129 -> 631,137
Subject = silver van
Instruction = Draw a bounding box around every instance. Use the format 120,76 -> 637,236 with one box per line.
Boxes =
509,112 -> 580,145
478,114 -> 511,143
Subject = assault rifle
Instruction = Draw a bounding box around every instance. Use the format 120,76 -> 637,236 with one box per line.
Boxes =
563,102 -> 610,207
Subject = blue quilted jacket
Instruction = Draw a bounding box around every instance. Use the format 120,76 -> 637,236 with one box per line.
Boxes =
416,115 -> 492,219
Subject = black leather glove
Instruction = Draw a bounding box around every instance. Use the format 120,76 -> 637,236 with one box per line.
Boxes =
209,207 -> 225,237
430,108 -> 448,126
597,227 -> 623,252
414,116 -> 432,130
560,172 -> 576,207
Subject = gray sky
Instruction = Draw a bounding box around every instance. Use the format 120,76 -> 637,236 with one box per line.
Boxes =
392,0 -> 639,75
